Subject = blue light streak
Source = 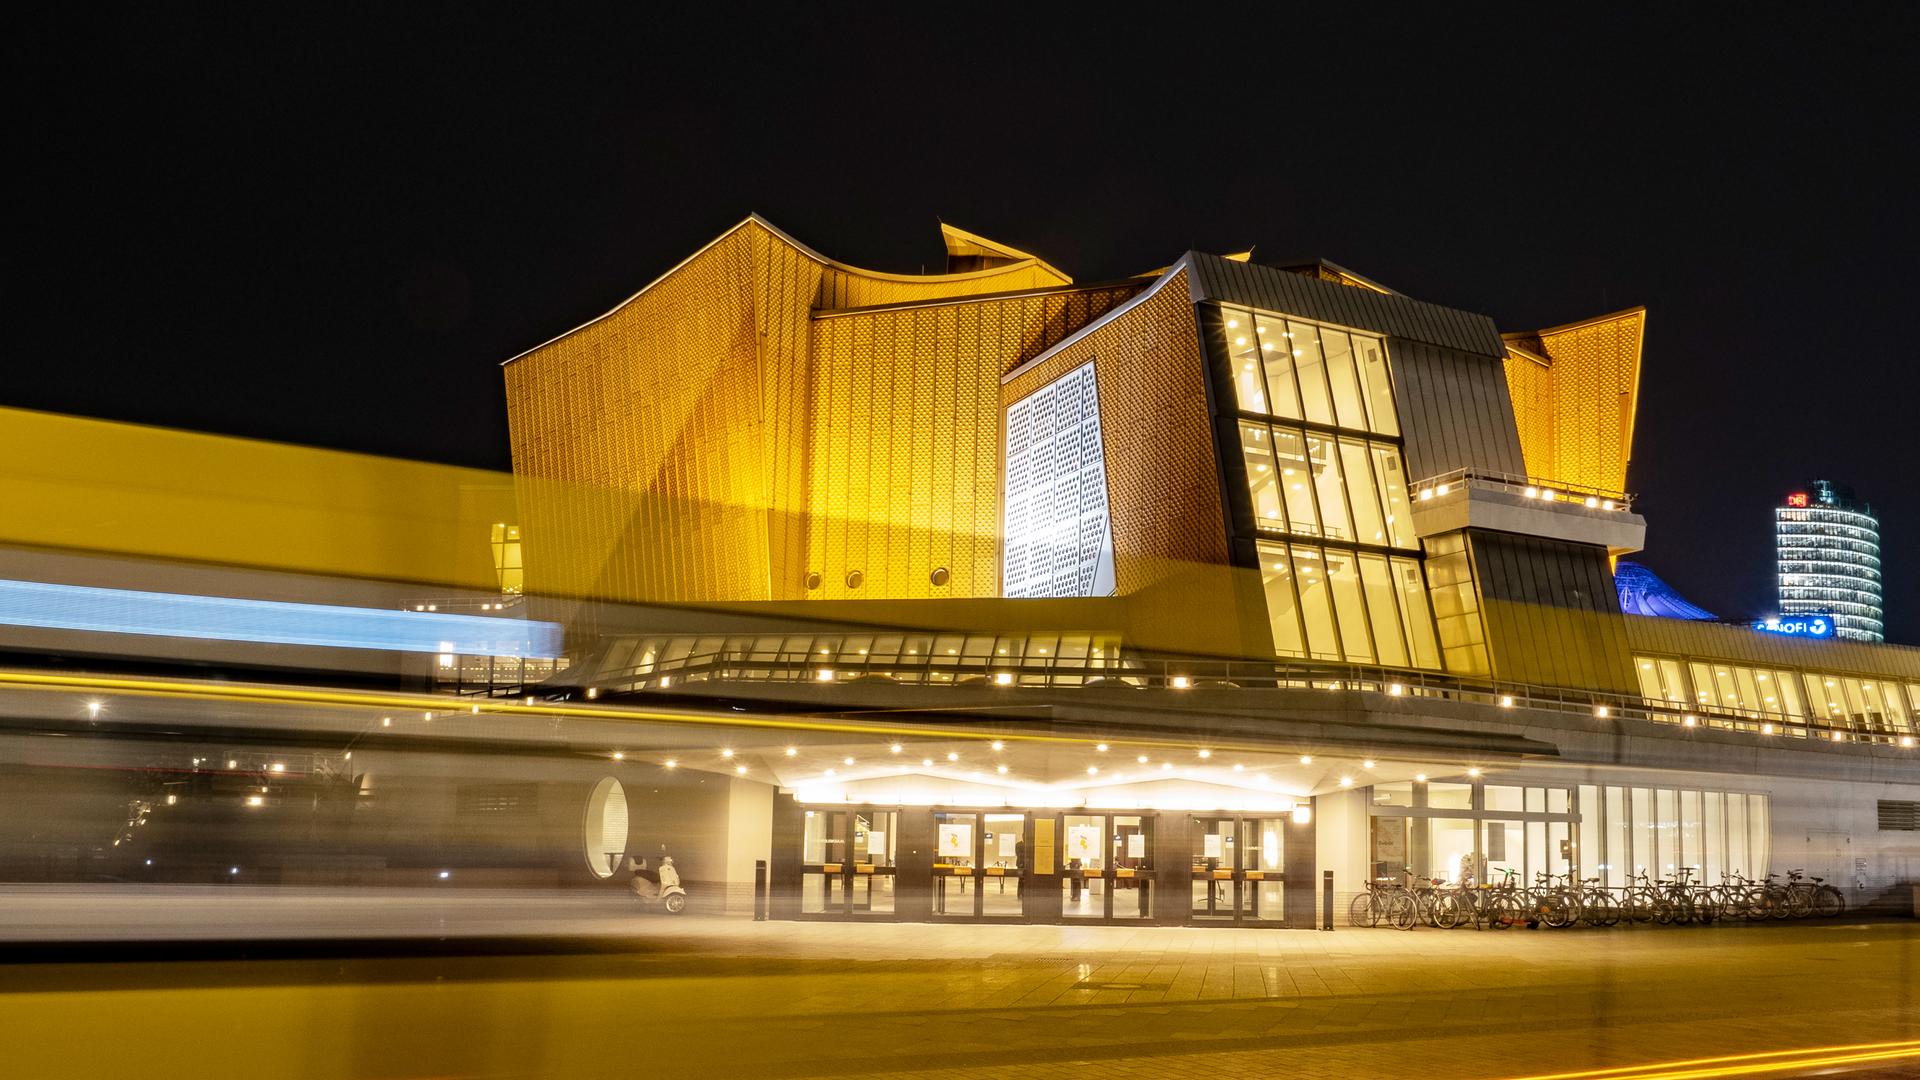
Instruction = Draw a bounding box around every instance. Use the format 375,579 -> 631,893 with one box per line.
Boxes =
0,578 -> 562,658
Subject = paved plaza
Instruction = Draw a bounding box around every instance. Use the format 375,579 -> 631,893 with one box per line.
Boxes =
1,889 -> 1916,1079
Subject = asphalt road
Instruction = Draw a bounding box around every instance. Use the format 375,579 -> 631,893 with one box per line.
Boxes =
2,889 -> 1916,1079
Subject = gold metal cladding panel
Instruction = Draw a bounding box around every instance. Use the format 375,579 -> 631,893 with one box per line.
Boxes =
799,287 -> 1136,601
505,222 -> 828,602
1502,308 -> 1645,494
1002,269 -> 1230,596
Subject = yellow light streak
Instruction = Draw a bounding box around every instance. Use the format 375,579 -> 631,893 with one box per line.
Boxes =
0,668 -> 1339,761
1497,1038 -> 1920,1080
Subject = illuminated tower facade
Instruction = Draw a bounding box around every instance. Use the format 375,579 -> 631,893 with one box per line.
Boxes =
1777,480 -> 1882,642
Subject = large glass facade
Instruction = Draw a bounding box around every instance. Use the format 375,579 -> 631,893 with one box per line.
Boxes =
1259,540 -> 1437,668
1633,654 -> 1917,737
1368,778 -> 1771,888
1225,305 -> 1433,670
1424,533 -> 1489,676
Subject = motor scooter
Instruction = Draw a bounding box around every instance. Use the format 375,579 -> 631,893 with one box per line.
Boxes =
626,855 -> 688,914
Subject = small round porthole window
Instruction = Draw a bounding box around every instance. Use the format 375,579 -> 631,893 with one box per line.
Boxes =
805,571 -> 822,591
845,569 -> 864,590
583,776 -> 629,879
930,567 -> 950,587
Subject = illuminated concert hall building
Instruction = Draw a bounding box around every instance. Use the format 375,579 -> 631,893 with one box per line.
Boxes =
503,218 -> 1920,925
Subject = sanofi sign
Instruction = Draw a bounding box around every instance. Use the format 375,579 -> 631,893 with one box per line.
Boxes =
1753,615 -> 1835,639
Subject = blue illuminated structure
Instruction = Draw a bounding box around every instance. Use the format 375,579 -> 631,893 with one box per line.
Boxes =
1614,561 -> 1717,621
0,578 -> 563,658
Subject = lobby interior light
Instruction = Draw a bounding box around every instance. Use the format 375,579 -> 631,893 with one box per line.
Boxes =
1362,759 -> 1376,769
1232,763 -> 1245,772
1292,804 -> 1312,825
721,748 -> 734,759
1137,754 -> 1150,764
1095,743 -> 1109,752
785,746 -> 798,757
996,764 -> 1009,775
946,751 -> 959,762
663,759 -> 677,769
1298,755 -> 1312,765
991,740 -> 1004,751
890,743 -> 903,754
735,764 -> 748,774
1414,773 -> 1427,782
1338,776 -> 1353,787
842,756 -> 855,766
1467,767 -> 1481,778
611,751 -> 624,761
922,758 -> 934,767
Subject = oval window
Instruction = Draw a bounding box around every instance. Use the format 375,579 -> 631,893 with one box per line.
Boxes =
583,776 -> 629,879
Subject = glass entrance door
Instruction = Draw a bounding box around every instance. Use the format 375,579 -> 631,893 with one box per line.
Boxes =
1190,816 -> 1238,921
933,811 -> 1028,919
1060,813 -> 1153,921
1190,815 -> 1288,926
1237,817 -> 1286,925
801,808 -> 897,918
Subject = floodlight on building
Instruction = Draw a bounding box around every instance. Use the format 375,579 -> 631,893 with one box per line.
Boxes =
1594,705 -> 1610,718
611,752 -> 624,761
1682,715 -> 1698,728
1499,696 -> 1515,708
815,669 -> 835,682
1388,683 -> 1404,696
1171,675 -> 1191,689
994,673 -> 1014,686
663,760 -> 677,769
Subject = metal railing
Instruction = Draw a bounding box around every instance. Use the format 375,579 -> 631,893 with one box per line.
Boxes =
570,647 -> 1919,750
1412,467 -> 1635,514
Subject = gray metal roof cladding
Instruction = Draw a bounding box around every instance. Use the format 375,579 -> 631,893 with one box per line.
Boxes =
1185,252 -> 1507,358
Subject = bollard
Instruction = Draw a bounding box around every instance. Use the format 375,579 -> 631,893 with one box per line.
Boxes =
754,859 -> 768,921
1322,869 -> 1334,930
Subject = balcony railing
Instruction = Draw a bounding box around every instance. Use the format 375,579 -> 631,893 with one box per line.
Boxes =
560,646 -> 1918,750
1412,467 -> 1634,514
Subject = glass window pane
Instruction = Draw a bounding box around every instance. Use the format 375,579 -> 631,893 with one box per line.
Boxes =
1631,788 -> 1653,877
1752,669 -> 1783,715
1291,545 -> 1341,660
1358,553 -> 1409,667
1775,670 -> 1805,718
1606,786 -> 1629,888
1526,788 -> 1545,814
1724,791 -> 1748,876
1287,321 -> 1334,424
1702,792 -> 1724,885
1734,667 -> 1764,713
1689,662 -> 1715,708
1255,314 -> 1301,419
1240,423 -> 1285,530
1659,660 -> 1689,704
1323,548 -> 1372,663
1656,789 -> 1677,877
1680,790 -> 1702,879
1258,542 -> 1307,658
1371,781 -> 1414,807
1485,786 -> 1523,812
1354,334 -> 1399,436
1636,658 -> 1665,702
1810,674 -> 1842,723
1749,796 -> 1769,874
1391,557 -> 1441,670
1578,785 -> 1601,880
1370,444 -> 1416,549
1273,429 -> 1319,536
1548,788 -> 1570,814
1307,434 -> 1351,543
1428,782 -> 1472,809
1223,308 -> 1269,413
1321,329 -> 1368,429
1339,439 -> 1387,545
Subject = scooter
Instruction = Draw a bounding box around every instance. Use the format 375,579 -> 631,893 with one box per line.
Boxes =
627,855 -> 688,914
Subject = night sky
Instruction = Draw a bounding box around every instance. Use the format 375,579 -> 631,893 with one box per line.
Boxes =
12,10 -> 1919,642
